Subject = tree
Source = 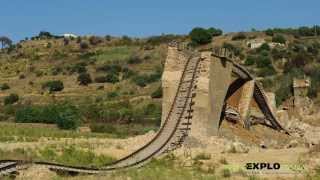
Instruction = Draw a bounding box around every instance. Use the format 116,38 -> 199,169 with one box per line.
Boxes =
0,36 -> 13,49
207,27 -> 223,37
272,34 -> 286,44
38,31 -> 53,39
189,27 -> 212,45
77,73 -> 92,86
55,103 -> 82,130
265,29 -> 274,36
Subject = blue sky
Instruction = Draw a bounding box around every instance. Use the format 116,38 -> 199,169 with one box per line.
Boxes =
1,0 -> 319,42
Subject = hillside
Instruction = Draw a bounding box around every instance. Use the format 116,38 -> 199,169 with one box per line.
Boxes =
0,27 -> 320,179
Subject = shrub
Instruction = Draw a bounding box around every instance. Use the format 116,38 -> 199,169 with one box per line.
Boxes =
107,91 -> 119,99
19,74 -> 25,79
256,55 -> 272,68
70,63 -> 87,74
151,86 -> 163,98
35,70 -> 44,77
132,71 -> 162,87
275,74 -> 294,106
38,31 -> 53,39
221,168 -> 231,178
4,94 -> 19,105
55,103 -> 81,130
89,36 -> 103,45
232,32 -> 247,41
80,41 -> 89,49
77,73 -> 92,86
258,43 -> 271,52
272,34 -> 286,44
132,75 -> 148,87
189,27 -> 212,45
90,123 -> 118,134
207,27 -> 223,37
121,36 -> 132,45
96,64 -> 122,74
257,67 -> 276,77
127,55 -> 142,64
42,80 -> 64,93
122,67 -> 136,79
0,83 -> 10,90
105,35 -> 111,41
105,74 -> 120,84
16,103 -> 81,130
265,29 -> 274,36
244,55 -> 255,65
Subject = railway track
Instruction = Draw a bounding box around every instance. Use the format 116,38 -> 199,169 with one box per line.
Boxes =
0,47 -> 287,176
0,46 -> 201,175
212,48 -> 287,133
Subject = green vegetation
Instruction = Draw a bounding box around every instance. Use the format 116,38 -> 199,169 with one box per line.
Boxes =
111,154 -> 218,180
0,145 -> 115,168
42,80 -> 64,93
194,153 -> 211,160
132,70 -> 162,87
189,27 -> 213,45
151,86 -> 163,98
272,34 -> 286,44
264,26 -> 320,37
15,102 -> 82,130
77,73 -> 93,86
0,122 -> 112,142
39,145 -> 115,167
4,93 -> 19,105
221,168 -> 231,178
0,83 -> 10,90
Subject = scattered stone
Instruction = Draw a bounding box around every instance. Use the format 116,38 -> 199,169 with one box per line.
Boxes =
260,142 -> 267,149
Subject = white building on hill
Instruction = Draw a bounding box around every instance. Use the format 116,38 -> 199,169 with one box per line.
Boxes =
63,33 -> 78,38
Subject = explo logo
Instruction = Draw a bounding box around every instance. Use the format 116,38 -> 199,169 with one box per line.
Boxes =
245,162 -> 281,170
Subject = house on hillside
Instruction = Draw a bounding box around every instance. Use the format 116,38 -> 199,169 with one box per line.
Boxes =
246,39 -> 266,49
63,33 -> 78,38
268,42 -> 286,48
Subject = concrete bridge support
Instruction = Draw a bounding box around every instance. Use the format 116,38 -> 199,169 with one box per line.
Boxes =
162,49 -> 233,140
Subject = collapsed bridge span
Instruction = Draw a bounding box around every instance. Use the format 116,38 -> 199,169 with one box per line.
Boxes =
0,45 -> 287,176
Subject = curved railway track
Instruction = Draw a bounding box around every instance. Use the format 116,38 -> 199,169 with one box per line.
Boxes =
0,47 -> 287,176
